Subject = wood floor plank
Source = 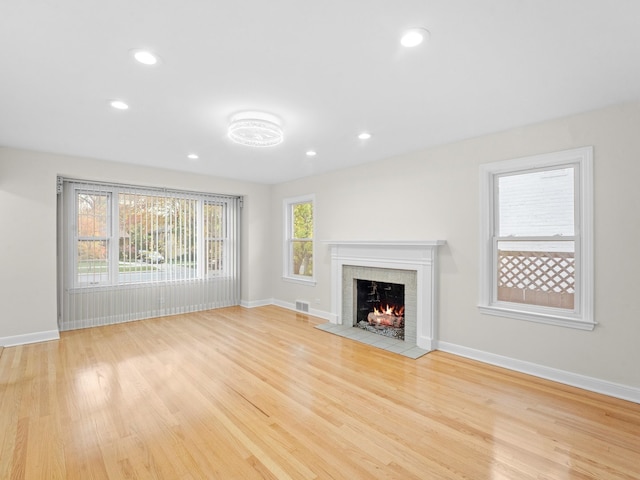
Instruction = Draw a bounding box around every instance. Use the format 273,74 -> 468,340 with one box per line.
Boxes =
0,305 -> 638,479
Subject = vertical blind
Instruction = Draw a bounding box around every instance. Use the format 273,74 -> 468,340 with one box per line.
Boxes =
58,178 -> 241,331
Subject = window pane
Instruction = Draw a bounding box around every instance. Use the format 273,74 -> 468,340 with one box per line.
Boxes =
292,202 -> 313,240
77,240 -> 109,285
498,167 -> 574,237
206,240 -> 223,273
118,194 -> 201,283
164,198 -> 197,280
77,193 -> 109,237
497,240 -> 575,309
292,240 -> 313,276
205,203 -> 224,238
205,203 -> 225,276
118,193 -> 139,263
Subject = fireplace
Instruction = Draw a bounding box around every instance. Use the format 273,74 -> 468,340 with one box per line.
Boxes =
343,264 -> 418,346
326,241 -> 444,351
355,279 -> 405,339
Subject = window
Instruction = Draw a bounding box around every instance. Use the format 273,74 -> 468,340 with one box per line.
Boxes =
76,191 -> 111,284
59,178 -> 241,330
478,147 -> 594,330
204,202 -> 225,275
68,184 -> 236,287
283,194 -> 315,284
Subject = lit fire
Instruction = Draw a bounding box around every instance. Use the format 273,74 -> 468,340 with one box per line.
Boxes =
368,304 -> 404,328
373,304 -> 404,316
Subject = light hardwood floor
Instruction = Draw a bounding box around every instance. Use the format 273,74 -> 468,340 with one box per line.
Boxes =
1,306 -> 638,479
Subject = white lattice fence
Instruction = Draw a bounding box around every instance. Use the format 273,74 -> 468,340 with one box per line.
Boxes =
498,250 -> 575,309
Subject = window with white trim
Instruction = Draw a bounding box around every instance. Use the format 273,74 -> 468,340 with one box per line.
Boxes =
58,178 -> 241,330
283,194 -> 315,284
76,190 -> 112,284
69,183 -> 237,286
478,147 -> 594,330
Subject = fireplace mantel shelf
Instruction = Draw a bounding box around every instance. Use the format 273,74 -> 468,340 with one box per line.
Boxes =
323,240 -> 446,247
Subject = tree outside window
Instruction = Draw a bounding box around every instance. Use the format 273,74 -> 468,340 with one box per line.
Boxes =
69,182 -> 237,287
284,195 -> 315,283
76,191 -> 110,283
292,201 -> 313,276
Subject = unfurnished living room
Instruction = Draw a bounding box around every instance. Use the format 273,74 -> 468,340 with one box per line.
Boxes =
1,1 -> 639,479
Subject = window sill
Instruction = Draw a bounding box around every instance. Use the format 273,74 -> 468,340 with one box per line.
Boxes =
478,304 -> 596,331
282,275 -> 317,287
69,275 -> 232,292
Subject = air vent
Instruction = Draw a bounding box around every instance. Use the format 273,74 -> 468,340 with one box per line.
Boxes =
295,300 -> 310,313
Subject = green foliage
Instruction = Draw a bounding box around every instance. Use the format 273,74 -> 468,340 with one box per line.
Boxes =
293,202 -> 313,239
292,202 -> 313,276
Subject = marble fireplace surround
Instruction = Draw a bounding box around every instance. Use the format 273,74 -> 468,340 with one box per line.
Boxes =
326,241 -> 445,352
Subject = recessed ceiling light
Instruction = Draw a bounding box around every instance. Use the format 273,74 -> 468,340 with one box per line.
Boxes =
401,28 -> 430,48
132,49 -> 159,65
358,132 -> 372,140
306,150 -> 317,157
110,100 -> 129,110
187,154 -> 199,160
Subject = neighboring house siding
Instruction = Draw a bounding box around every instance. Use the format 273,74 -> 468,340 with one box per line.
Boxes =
499,168 -> 574,251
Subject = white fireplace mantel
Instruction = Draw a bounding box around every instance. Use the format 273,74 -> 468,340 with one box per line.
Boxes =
325,240 -> 445,351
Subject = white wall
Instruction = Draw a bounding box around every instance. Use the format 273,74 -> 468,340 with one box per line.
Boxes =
0,148 -> 272,344
270,102 -> 640,393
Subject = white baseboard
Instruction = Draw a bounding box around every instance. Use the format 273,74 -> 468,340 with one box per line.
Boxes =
1,330 -> 60,347
236,299 -> 339,321
270,299 -> 334,322
240,298 -> 274,309
308,307 -> 334,322
437,341 -> 640,404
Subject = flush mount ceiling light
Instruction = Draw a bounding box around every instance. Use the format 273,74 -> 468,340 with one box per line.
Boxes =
401,27 -> 430,47
358,132 -> 372,140
187,154 -> 199,160
110,100 -> 129,110
131,49 -> 160,65
228,112 -> 283,147
306,150 -> 317,157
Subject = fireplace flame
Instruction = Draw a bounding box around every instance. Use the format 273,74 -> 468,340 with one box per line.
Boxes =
368,304 -> 404,328
373,304 -> 404,316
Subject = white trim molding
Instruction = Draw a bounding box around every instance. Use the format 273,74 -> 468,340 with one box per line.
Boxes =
324,240 -> 445,351
0,330 -> 60,347
242,298 -> 334,322
240,298 -> 274,309
270,299 -> 334,322
438,342 -> 640,404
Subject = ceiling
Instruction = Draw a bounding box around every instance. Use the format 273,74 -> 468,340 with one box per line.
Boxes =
1,1 -> 640,184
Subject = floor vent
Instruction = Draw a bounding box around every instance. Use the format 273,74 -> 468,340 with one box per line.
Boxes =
295,300 -> 310,313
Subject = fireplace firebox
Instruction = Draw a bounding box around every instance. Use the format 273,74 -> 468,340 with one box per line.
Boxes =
355,279 -> 405,340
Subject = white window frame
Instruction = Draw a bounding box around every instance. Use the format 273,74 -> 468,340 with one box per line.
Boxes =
65,181 -> 238,289
74,189 -> 114,286
478,147 -> 595,330
283,194 -> 316,285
